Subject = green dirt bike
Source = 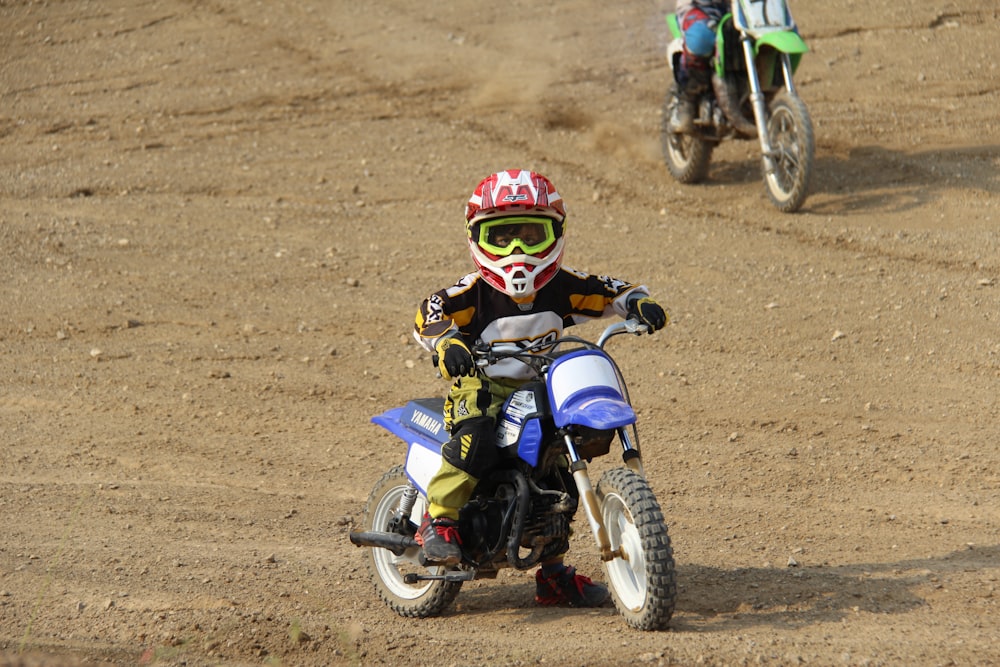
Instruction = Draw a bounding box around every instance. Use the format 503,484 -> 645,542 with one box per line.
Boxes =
662,0 -> 814,213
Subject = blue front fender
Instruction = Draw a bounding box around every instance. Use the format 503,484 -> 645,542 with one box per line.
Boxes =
555,395 -> 636,430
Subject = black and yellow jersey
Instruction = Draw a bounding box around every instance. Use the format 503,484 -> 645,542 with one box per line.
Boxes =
414,268 -> 647,380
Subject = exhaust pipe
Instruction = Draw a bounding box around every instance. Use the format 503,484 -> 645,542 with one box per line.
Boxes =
350,531 -> 419,555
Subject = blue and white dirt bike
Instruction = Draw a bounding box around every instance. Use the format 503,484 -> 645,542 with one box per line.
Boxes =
350,319 -> 676,630
662,0 -> 815,213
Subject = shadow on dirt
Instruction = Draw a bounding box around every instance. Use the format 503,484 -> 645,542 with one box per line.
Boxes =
705,143 -> 1000,216
356,546 -> 998,633
671,544 -> 999,632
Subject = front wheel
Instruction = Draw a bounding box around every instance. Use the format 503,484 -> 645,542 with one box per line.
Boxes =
597,467 -> 676,630
362,465 -> 462,618
660,83 -> 713,184
762,89 -> 814,213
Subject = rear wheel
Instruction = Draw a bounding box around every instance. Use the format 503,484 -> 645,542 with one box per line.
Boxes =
363,466 -> 462,617
661,83 -> 713,184
763,89 -> 814,213
597,467 -> 676,630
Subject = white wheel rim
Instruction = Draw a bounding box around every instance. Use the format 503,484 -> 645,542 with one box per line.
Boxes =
369,486 -> 442,600
602,492 -> 647,611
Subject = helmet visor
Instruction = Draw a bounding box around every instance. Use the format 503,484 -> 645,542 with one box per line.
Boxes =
476,217 -> 557,257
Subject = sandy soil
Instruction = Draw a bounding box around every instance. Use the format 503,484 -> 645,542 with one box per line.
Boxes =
2,1 -> 999,665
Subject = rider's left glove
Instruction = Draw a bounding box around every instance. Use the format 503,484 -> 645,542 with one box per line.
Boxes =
435,335 -> 476,380
627,295 -> 668,333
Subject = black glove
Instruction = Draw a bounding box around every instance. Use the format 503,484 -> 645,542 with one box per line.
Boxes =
435,336 -> 475,379
627,295 -> 668,333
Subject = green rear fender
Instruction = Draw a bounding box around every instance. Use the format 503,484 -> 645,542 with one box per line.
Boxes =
666,13 -> 681,39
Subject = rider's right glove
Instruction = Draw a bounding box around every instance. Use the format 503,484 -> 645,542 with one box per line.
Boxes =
627,295 -> 669,333
435,335 -> 475,380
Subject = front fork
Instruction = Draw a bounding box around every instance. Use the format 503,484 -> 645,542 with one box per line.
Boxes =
742,38 -> 798,175
562,428 -> 644,562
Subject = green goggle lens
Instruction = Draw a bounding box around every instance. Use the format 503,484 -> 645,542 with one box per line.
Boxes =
477,217 -> 557,256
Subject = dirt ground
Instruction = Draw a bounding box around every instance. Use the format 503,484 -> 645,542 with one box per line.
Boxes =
2,1 -> 999,665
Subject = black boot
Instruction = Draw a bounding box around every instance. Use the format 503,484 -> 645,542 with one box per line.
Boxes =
535,563 -> 610,607
670,91 -> 698,134
415,512 -> 462,564
670,67 -> 710,135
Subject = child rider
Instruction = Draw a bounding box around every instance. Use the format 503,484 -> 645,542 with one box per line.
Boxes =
412,169 -> 668,607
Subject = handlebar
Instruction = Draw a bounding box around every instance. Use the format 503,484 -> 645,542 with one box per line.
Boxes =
473,317 -> 650,369
597,317 -> 649,346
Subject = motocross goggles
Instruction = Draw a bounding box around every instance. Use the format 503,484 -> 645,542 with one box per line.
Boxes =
475,216 -> 558,257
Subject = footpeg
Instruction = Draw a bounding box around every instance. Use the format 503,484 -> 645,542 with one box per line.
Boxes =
403,570 -> 476,584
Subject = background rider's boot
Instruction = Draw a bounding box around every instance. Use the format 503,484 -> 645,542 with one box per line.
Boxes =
671,64 -> 711,134
670,92 -> 698,134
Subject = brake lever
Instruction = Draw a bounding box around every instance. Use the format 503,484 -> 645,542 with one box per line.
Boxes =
625,318 -> 650,335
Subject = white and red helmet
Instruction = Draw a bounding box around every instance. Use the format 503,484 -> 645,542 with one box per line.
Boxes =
465,170 -> 567,301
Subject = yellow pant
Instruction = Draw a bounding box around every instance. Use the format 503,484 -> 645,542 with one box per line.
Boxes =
427,374 -> 521,519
